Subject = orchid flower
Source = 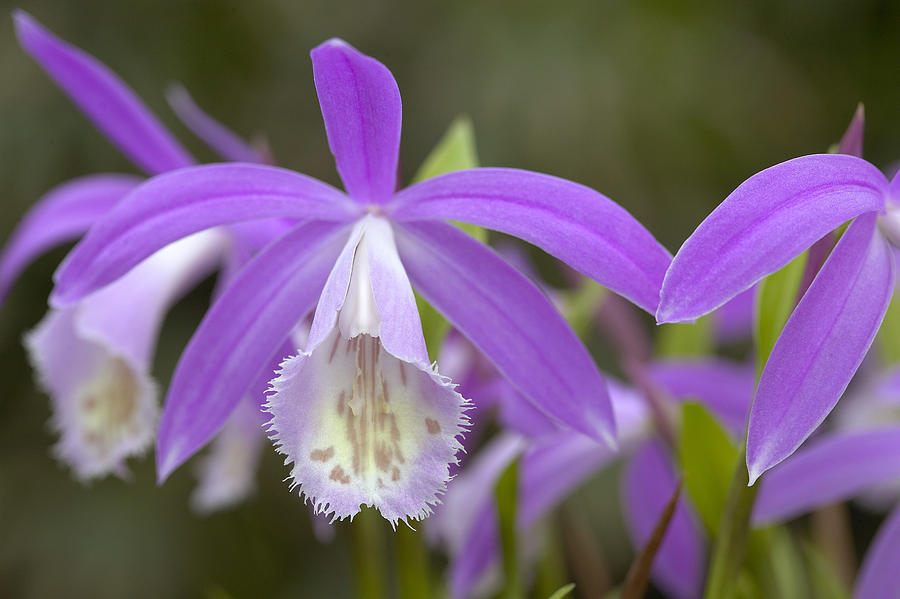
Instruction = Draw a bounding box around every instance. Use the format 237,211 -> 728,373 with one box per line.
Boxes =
47,38 -> 671,524
2,13 -> 276,484
657,105 -> 900,483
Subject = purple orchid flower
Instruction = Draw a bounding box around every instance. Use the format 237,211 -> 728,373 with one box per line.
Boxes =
436,359 -> 757,598
2,13 -> 277,484
47,38 -> 670,524
656,106 -> 899,483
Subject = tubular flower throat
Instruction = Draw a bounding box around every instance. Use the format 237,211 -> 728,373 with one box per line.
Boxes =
266,218 -> 468,525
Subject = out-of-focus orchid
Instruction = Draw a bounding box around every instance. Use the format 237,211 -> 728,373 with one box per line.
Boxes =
2,13 -> 274,486
49,38 -> 671,524
657,106 -> 900,483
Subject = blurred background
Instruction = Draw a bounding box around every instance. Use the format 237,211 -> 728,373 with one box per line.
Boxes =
0,0 -> 898,597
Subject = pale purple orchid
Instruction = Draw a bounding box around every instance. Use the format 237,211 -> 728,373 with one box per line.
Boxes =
2,13 -> 277,487
46,38 -> 670,524
657,106 -> 900,483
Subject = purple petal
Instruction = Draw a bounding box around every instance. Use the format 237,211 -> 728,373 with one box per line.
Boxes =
166,84 -> 266,164
0,174 -> 140,304
754,427 -> 900,525
14,11 -> 192,175
52,163 -> 358,304
855,503 -> 900,599
395,221 -> 616,443
837,104 -> 865,158
388,168 -> 672,314
713,287 -> 756,343
623,441 -> 706,599
747,213 -> 895,483
657,154 -> 889,323
311,39 -> 401,204
649,359 -> 755,437
156,221 -> 349,481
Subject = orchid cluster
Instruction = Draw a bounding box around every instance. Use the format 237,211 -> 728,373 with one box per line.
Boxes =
5,9 -> 900,599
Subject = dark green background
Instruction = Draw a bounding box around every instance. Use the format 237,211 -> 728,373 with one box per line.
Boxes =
0,1 -> 897,597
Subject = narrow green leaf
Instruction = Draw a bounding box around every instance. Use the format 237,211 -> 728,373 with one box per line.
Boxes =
563,280 -> 607,338
622,479 -> 685,599
395,526 -> 431,599
747,527 -> 808,599
702,450 -> 760,599
877,293 -> 900,365
803,542 -> 852,599
496,458 -> 522,599
656,316 -> 713,358
754,252 -> 807,374
411,116 -> 484,357
678,403 -> 739,536
546,583 -> 576,599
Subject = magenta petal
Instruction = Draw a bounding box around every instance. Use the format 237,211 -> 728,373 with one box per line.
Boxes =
156,221 -> 348,481
395,221 -> 616,443
623,441 -> 706,599
0,174 -> 140,304
747,214 -> 895,483
388,168 -> 672,314
311,39 -> 401,204
855,503 -> 900,599
754,428 -> 900,524
166,84 -> 266,164
14,11 -> 192,175
52,163 -> 358,304
657,154 -> 889,323
649,359 -> 755,436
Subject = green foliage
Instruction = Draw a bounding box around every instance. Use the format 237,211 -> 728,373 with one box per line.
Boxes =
546,583 -> 576,599
496,459 -> 522,599
877,293 -> 900,365
656,315 -> 713,358
754,252 -> 808,374
802,543 -> 852,599
678,403 -> 740,536
412,116 -> 484,358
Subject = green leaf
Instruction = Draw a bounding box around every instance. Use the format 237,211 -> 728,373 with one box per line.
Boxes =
754,251 -> 808,374
496,458 -> 522,599
678,403 -> 740,536
411,116 -> 484,357
656,315 -> 713,358
877,293 -> 900,365
562,280 -> 607,338
747,527 -> 808,599
802,542 -> 852,599
546,583 -> 576,599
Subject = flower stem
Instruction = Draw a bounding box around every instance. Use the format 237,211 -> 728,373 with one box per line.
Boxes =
395,525 -> 431,599
703,450 -> 759,599
351,508 -> 386,599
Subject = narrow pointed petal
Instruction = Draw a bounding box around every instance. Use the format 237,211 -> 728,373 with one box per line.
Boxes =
13,11 -> 192,174
52,163 -> 358,304
388,168 -> 671,313
657,154 -> 889,323
0,174 -> 140,304
754,428 -> 900,524
747,214 -> 895,483
191,397 -> 266,513
166,84 -> 266,164
855,503 -> 900,599
311,39 -> 401,204
396,221 -> 616,443
156,221 -> 348,481
837,104 -> 865,157
623,441 -> 706,599
649,359 -> 755,436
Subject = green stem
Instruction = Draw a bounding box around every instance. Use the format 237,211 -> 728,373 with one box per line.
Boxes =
351,508 -> 386,599
703,450 -> 760,599
395,525 -> 430,599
